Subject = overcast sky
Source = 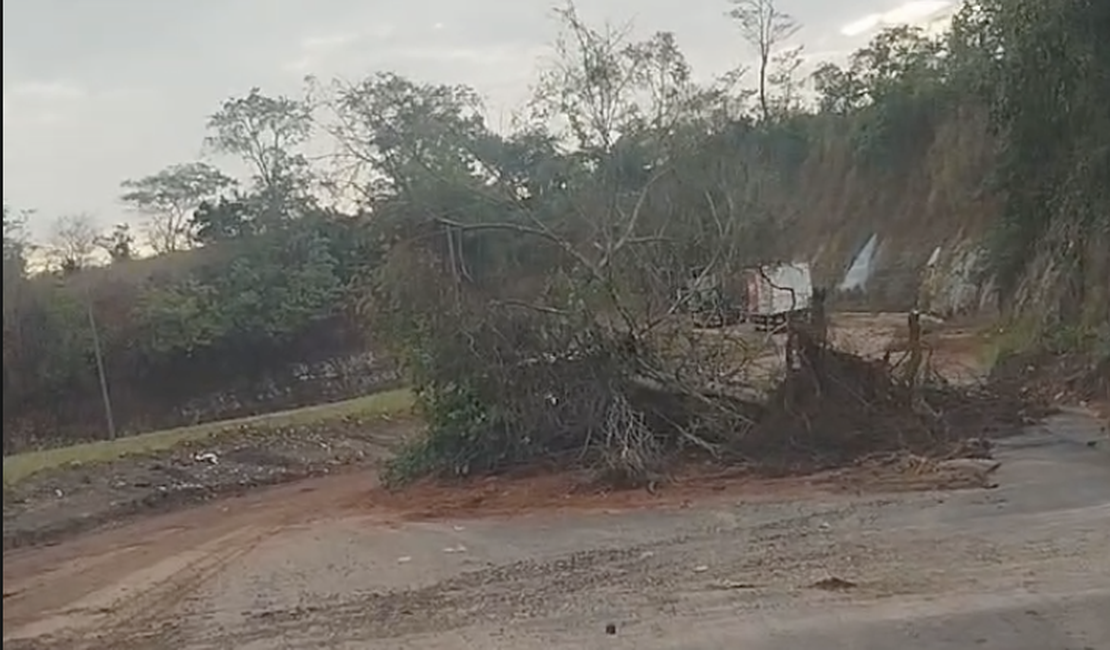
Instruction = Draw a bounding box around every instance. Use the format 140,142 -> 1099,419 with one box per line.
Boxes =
2,0 -> 953,239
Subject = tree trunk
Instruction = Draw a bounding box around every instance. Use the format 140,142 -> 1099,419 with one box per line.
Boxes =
758,54 -> 769,122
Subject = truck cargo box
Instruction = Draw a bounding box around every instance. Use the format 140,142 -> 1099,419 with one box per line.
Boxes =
742,262 -> 813,319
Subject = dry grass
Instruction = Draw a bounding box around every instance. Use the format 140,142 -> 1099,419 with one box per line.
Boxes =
2,388 -> 415,486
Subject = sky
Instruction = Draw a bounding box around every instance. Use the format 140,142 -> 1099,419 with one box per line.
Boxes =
2,0 -> 955,240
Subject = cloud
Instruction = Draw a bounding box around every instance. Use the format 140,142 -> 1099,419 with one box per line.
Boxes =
362,24 -> 397,40
3,79 -> 87,129
300,33 -> 360,53
840,1 -> 953,37
841,14 -> 883,37
385,44 -> 545,67
283,32 -> 359,73
6,80 -> 85,100
282,26 -> 397,73
885,1 -> 953,25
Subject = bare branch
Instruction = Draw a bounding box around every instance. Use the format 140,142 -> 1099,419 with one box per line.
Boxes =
727,0 -> 801,122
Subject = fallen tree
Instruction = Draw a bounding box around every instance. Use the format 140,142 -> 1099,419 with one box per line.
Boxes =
342,7 -> 1038,488
362,199 -> 1035,489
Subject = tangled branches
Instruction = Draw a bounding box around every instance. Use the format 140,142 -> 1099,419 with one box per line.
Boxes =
745,324 -> 1019,471
366,216 -> 1027,489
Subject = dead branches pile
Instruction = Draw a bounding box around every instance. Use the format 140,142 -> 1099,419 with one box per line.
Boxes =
371,227 -> 1036,487
742,324 -> 1029,472
381,281 -> 1035,486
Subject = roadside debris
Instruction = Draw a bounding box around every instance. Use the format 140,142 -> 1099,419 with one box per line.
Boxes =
710,580 -> 759,590
810,576 -> 857,591
193,451 -> 219,464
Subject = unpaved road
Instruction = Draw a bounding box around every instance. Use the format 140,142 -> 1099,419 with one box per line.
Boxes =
4,411 -> 1107,649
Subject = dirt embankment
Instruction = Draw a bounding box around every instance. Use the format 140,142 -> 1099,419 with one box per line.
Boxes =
990,350 -> 1110,428
2,417 -> 412,552
777,109 -> 998,313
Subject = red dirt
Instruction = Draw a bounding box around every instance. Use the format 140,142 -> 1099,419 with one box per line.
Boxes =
357,468 -> 833,521
349,452 -> 996,525
3,474 -> 364,638
4,455 -> 989,641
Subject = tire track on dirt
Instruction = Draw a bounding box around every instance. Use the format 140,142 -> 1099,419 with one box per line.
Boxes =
77,524 -> 285,650
4,524 -> 282,649
3,472 -> 379,649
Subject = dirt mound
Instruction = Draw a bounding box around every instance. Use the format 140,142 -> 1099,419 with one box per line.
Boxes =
990,350 -> 1108,412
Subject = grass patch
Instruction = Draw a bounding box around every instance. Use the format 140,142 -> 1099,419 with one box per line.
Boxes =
3,388 -> 415,487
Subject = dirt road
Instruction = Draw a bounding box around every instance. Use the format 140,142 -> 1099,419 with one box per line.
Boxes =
4,410 -> 1107,649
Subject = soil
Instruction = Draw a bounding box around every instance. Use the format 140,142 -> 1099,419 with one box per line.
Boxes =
990,348 -> 1109,431
2,416 -> 414,552
364,454 -> 1002,523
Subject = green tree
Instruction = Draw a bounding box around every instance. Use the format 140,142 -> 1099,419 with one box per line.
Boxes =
969,0 -> 1110,324
205,88 -> 315,213
531,3 -> 644,159
811,62 -> 865,115
3,204 -> 29,277
3,205 -> 32,421
329,72 -> 489,204
120,162 -> 236,253
191,195 -> 257,243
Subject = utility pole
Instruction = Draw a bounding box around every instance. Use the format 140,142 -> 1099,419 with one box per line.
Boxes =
85,293 -> 117,440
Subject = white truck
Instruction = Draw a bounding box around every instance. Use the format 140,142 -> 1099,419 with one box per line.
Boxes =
740,261 -> 814,329
678,261 -> 814,329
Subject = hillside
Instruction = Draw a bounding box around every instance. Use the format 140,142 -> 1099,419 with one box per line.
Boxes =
786,108 -> 1000,314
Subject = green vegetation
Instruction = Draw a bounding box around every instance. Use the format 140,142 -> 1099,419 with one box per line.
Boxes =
2,388 -> 413,486
3,0 -> 1106,480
